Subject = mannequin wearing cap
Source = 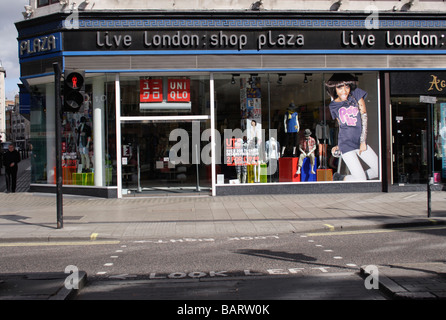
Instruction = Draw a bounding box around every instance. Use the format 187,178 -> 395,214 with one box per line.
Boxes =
282,103 -> 300,156
296,129 -> 316,175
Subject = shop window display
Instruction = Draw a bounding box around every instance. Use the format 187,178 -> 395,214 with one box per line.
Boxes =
215,72 -> 380,185
61,111 -> 94,185
29,75 -> 116,187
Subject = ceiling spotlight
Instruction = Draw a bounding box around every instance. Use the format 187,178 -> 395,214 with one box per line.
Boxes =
277,73 -> 286,85
231,74 -> 239,85
303,73 -> 313,84
248,74 -> 258,86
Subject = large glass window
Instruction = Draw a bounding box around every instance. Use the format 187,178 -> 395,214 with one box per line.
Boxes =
118,74 -> 211,195
29,74 -> 116,187
120,120 -> 211,195
214,72 -> 380,185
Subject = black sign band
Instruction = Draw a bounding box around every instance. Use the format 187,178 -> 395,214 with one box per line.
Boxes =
63,29 -> 446,52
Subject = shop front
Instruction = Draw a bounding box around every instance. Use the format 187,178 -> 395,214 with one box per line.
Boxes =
16,11 -> 446,198
389,71 -> 446,190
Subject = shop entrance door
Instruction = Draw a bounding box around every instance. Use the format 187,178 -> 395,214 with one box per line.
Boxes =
121,120 -> 211,195
392,98 -> 428,184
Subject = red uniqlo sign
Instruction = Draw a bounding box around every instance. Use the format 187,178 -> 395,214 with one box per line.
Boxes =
168,79 -> 190,102
140,79 -> 163,102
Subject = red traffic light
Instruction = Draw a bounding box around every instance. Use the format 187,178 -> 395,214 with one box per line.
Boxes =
66,72 -> 84,90
64,70 -> 85,112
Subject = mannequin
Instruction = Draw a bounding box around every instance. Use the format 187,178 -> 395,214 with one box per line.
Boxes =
282,103 -> 300,156
249,136 -> 261,182
78,116 -> 92,170
296,129 -> 316,175
315,121 -> 331,169
265,137 -> 280,162
235,136 -> 248,183
265,136 -> 280,179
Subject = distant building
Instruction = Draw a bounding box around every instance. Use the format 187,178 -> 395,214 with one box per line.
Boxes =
0,62 -> 5,143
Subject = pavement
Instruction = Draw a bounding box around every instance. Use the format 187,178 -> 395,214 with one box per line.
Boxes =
0,159 -> 446,299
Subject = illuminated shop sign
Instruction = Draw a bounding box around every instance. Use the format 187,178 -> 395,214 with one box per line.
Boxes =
140,78 -> 191,111
168,79 -> 190,102
140,78 -> 163,102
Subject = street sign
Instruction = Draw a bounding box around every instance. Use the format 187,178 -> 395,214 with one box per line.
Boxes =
420,95 -> 437,104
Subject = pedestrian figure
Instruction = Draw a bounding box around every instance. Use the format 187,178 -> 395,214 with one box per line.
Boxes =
3,143 -> 21,193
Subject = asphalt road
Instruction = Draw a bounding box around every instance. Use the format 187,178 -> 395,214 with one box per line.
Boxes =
1,224 -> 445,300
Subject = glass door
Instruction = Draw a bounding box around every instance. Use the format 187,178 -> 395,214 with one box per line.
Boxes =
392,98 -> 428,184
121,119 -> 211,195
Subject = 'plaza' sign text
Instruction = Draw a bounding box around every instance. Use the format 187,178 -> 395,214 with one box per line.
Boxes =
19,33 -> 62,58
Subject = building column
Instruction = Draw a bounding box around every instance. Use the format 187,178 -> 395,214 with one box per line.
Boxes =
93,77 -> 105,186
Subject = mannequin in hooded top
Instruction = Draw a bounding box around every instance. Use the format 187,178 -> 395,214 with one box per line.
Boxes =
282,103 -> 299,157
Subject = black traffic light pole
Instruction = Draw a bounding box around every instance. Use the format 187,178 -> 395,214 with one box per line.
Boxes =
420,95 -> 436,218
53,63 -> 63,229
427,102 -> 433,218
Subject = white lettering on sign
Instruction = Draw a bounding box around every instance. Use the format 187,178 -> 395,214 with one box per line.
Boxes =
168,79 -> 190,102
20,35 -> 57,57
140,79 -> 163,102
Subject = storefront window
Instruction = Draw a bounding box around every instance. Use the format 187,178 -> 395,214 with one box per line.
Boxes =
214,72 -> 380,185
118,74 -> 212,195
29,74 -> 117,187
29,84 -> 48,184
120,120 -> 211,194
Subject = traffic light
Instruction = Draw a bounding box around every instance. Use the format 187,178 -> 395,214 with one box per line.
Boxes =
64,69 -> 85,112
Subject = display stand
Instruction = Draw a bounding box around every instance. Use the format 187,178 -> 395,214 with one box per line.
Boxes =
317,168 -> 333,181
300,157 -> 318,182
279,157 -> 300,182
